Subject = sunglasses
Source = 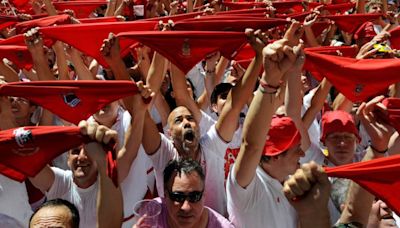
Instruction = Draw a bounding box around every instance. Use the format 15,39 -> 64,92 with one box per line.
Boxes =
168,190 -> 204,203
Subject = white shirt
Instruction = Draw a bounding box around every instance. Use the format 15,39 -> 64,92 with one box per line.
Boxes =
227,166 -> 297,228
47,167 -> 98,228
0,175 -> 32,227
149,125 -> 228,215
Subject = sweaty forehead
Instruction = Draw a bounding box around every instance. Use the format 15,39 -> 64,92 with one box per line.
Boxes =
168,106 -> 192,123
31,206 -> 72,228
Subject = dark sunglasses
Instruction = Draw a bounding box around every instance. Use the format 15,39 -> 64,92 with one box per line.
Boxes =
168,190 -> 204,203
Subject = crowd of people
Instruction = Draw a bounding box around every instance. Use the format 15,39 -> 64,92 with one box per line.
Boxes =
0,0 -> 400,227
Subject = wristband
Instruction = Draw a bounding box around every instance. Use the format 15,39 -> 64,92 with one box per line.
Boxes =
370,144 -> 388,154
259,79 -> 281,90
205,68 -> 216,74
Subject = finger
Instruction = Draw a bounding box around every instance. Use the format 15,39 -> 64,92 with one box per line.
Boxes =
293,170 -> 311,193
87,122 -> 98,140
95,125 -> 107,143
286,178 -> 305,197
103,129 -> 118,145
78,120 -> 89,135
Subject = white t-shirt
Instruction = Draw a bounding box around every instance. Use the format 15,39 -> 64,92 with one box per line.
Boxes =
47,167 -> 98,228
149,125 -> 228,215
0,175 -> 32,227
227,166 -> 297,228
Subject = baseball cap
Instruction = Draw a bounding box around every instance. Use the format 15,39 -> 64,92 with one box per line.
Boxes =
263,116 -> 301,156
320,110 -> 361,143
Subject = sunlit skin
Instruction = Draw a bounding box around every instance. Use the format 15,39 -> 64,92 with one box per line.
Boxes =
67,147 -> 98,189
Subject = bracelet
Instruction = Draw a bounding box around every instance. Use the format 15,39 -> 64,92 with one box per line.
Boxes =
370,144 -> 388,154
259,79 -> 281,90
258,85 -> 278,94
205,68 -> 216,74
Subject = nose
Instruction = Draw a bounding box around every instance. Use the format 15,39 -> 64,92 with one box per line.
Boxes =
180,199 -> 192,212
77,149 -> 87,161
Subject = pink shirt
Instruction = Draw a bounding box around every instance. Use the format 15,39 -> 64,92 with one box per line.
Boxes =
153,198 -> 234,228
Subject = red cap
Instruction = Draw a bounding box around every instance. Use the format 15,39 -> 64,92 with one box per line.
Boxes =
320,110 -> 361,143
263,116 -> 301,156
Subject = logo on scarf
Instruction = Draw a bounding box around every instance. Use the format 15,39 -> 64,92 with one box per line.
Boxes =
182,38 -> 191,56
16,51 -> 24,61
63,92 -> 81,107
355,84 -> 364,95
12,128 -> 39,156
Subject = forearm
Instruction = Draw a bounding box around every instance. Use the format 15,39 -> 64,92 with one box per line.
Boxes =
53,41 -> 69,80
339,147 -> 385,225
97,159 -> 123,228
154,93 -> 170,127
298,209 -> 331,228
146,52 -> 167,93
70,54 -> 96,80
117,111 -> 146,182
105,0 -> 118,16
43,0 -> 58,15
302,78 -> 331,129
304,27 -> 320,47
32,54 -> 55,81
0,61 -> 19,82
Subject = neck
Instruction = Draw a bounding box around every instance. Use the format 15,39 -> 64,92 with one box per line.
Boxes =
175,144 -> 201,161
16,117 -> 32,127
167,208 -> 208,228
260,163 -> 287,183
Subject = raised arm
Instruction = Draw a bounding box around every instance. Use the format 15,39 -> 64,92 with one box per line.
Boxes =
0,61 -> 19,82
116,81 -> 154,182
101,33 -> 161,155
216,29 -> 266,142
66,46 -> 96,80
79,121 -> 123,228
234,35 -> 299,188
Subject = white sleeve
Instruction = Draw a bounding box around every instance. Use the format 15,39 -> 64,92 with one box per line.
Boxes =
46,167 -> 72,199
199,110 -> 217,137
149,133 -> 176,173
226,166 -> 263,212
201,124 -> 228,158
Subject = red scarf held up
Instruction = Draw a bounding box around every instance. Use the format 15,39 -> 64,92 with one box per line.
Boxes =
53,1 -> 107,18
39,21 -> 158,67
373,98 -> 400,133
174,18 -> 289,32
320,14 -> 382,34
117,31 -> 248,74
0,80 -> 142,125
389,26 -> 400,50
304,51 -> 400,102
325,154 -> 400,216
0,45 -> 33,70
15,14 -> 71,34
0,126 -> 119,186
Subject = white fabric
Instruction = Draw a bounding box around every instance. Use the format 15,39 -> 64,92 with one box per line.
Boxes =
227,166 -> 297,228
149,125 -> 228,215
47,167 -> 98,228
0,175 -> 32,227
186,62 -> 206,99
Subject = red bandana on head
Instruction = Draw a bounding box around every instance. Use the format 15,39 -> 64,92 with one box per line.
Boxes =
325,154 -> 400,216
0,80 -> 141,125
117,31 -> 247,74
39,21 -> 158,67
304,51 -> 400,102
0,126 -> 119,186
320,14 -> 382,34
53,1 -> 107,18
15,14 -> 72,34
174,18 -> 289,32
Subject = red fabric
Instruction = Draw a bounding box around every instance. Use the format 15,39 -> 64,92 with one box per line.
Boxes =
174,18 -> 288,32
0,126 -> 119,186
304,45 -> 358,57
142,11 -> 203,23
325,154 -> 400,216
79,16 -> 119,23
375,98 -> 400,133
216,8 -> 269,15
0,15 -> 19,31
0,80 -> 141,125
222,1 -> 266,10
304,51 -> 400,102
235,43 -> 255,61
322,2 -> 355,14
0,33 -> 54,47
39,21 -> 158,67
181,15 -> 266,21
0,45 -> 33,70
271,0 -> 305,13
276,11 -> 311,22
354,21 -> 376,41
10,0 -> 29,8
320,110 -> 360,143
117,31 -> 247,74
53,1 -> 107,18
321,14 -> 382,34
389,26 -> 400,50
309,21 -> 331,37
0,163 -> 26,182
224,147 -> 240,179
15,14 -> 71,34
263,116 -> 301,156
25,179 -> 45,204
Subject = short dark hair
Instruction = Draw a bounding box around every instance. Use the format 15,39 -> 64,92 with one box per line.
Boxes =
163,159 -> 205,192
30,199 -> 80,228
210,83 -> 233,105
